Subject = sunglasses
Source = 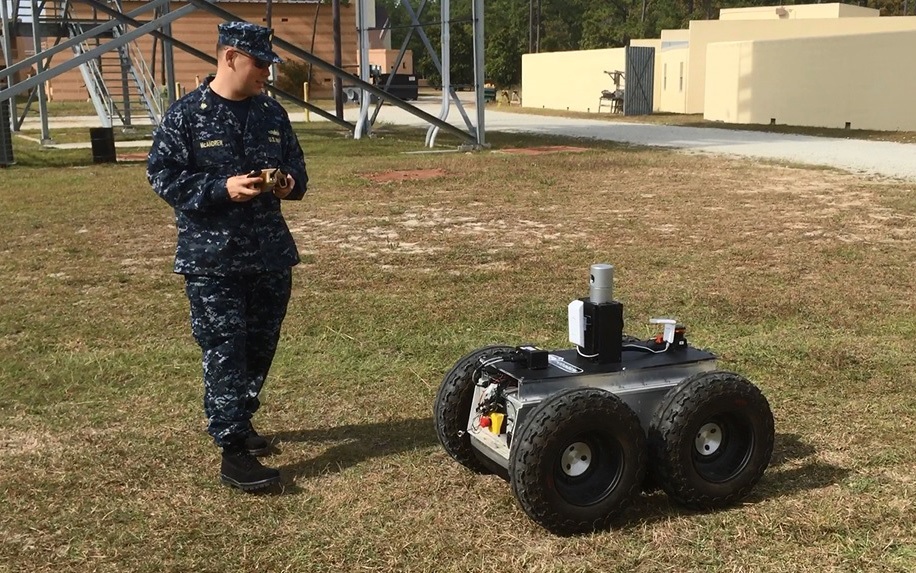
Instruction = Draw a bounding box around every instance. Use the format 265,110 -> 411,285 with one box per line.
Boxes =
233,50 -> 271,69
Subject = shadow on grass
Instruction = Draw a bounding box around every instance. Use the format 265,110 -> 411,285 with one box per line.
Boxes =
624,433 -> 850,528
263,423 -> 845,508
750,432 -> 850,501
269,416 -> 437,493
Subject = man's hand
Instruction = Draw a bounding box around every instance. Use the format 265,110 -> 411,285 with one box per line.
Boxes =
273,174 -> 295,199
226,173 -> 263,202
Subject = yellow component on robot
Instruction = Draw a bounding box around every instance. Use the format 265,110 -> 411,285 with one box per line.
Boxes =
489,412 -> 505,434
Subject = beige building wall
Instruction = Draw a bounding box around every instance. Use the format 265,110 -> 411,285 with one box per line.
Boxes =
521,48 -> 626,113
521,42 -> 667,113
686,15 -> 916,113
658,29 -> 689,113
703,40 -> 756,124
705,30 -> 916,131
832,4 -> 882,18
719,3 -> 878,21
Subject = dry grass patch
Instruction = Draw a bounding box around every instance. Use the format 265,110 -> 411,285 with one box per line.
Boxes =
362,168 -> 448,184
496,145 -> 591,155
1,126 -> 914,572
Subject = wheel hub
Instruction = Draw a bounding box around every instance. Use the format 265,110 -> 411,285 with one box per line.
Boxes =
695,422 -> 723,456
561,441 -> 593,477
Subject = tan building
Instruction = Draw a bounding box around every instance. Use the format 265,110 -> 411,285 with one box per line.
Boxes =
521,37 -> 661,114
684,5 -> 916,115
705,29 -> 916,131
718,3 -> 878,21
657,29 -> 689,115
522,3 -> 916,131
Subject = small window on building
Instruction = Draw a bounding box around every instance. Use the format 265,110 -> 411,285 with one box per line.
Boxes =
663,64 -> 667,90
679,62 -> 684,92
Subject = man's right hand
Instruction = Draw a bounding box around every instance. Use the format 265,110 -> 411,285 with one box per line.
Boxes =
226,174 -> 264,202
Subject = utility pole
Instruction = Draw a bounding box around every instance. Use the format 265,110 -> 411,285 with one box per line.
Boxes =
528,0 -> 541,53
536,0 -> 540,53
265,0 -> 275,84
528,0 -> 534,53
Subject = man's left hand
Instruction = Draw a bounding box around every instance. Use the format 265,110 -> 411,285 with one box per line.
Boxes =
273,174 -> 295,199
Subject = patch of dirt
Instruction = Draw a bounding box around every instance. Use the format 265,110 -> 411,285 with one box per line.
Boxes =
496,146 -> 590,155
733,171 -> 916,246
117,152 -> 149,163
0,429 -> 63,457
363,169 -> 447,183
291,155 -> 914,281
289,204 -> 587,262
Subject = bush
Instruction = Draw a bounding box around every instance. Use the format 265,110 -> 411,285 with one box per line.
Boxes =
275,61 -> 311,98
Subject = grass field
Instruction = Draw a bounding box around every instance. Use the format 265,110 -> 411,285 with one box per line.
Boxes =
1,123 -> 915,572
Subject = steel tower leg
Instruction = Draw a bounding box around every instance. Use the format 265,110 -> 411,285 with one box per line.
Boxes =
354,0 -> 371,139
29,0 -> 53,144
0,0 -> 14,133
471,0 -> 485,147
162,0 -> 176,104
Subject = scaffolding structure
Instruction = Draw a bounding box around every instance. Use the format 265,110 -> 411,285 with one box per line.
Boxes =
0,0 -> 487,149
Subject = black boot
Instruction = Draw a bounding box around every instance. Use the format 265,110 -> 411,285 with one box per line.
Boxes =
244,424 -> 270,457
220,446 -> 280,491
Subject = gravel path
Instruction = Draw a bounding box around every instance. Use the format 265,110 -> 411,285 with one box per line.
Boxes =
356,103 -> 916,182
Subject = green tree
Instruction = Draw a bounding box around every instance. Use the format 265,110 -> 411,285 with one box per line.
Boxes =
484,0 -> 529,86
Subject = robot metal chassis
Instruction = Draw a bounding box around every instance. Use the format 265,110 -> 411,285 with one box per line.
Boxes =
434,265 -> 775,535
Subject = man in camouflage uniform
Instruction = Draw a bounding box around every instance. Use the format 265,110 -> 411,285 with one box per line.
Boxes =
147,21 -> 307,491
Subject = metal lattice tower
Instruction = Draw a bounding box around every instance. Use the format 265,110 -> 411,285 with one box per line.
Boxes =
0,0 -> 487,148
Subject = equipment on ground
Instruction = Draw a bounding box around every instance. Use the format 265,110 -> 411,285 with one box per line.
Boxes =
343,65 -> 418,104
434,263 -> 775,535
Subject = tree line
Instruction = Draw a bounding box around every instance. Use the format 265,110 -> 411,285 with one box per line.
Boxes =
379,0 -> 912,88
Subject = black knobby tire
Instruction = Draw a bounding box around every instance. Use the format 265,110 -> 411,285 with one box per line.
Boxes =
509,388 -> 647,535
648,370 -> 775,509
434,345 -> 515,473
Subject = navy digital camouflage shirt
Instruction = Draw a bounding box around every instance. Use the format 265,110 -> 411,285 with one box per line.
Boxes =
147,78 -> 308,275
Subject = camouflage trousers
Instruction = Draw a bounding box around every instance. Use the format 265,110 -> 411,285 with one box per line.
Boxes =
184,270 -> 292,447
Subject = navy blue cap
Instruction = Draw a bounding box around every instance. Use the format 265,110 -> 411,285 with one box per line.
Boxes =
218,21 -> 283,64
